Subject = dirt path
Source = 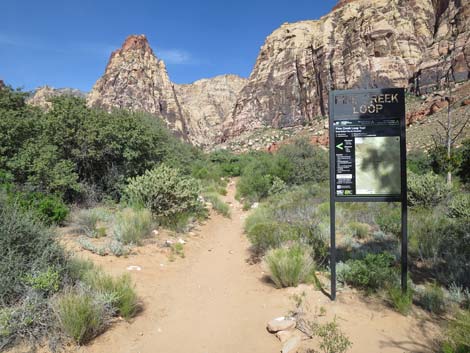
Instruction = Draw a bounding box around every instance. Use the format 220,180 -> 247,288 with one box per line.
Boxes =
77,181 -> 291,353
60,180 -> 440,353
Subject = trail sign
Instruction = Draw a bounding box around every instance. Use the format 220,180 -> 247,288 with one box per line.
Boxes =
328,88 -> 407,300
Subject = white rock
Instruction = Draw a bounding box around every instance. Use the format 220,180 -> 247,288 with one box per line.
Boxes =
251,202 -> 259,209
282,336 -> 301,353
177,238 -> 186,244
152,229 -> 159,236
267,317 -> 296,333
164,239 -> 174,247
126,265 -> 142,271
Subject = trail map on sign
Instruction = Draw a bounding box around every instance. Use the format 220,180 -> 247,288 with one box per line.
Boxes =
355,136 -> 401,195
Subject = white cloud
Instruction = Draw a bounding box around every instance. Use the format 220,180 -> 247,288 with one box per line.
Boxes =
156,48 -> 192,64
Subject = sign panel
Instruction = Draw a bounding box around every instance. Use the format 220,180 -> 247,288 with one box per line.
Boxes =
329,88 -> 406,200
328,88 -> 408,301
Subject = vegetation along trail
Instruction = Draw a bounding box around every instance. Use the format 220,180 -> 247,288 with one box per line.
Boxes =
78,181 -> 291,353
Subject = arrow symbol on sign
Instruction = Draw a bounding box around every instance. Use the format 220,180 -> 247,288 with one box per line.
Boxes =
336,142 -> 344,150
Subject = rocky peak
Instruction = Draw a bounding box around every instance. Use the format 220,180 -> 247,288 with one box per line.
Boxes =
27,86 -> 87,109
175,74 -> 247,147
87,34 -> 188,139
121,34 -> 153,51
223,0 -> 469,140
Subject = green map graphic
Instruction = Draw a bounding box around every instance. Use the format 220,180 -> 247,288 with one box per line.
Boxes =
355,136 -> 401,195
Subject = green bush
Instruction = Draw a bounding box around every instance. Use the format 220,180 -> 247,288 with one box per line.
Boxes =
417,282 -> 446,314
448,193 -> 470,219
73,207 -> 110,237
12,191 -> 69,225
265,244 -> 315,288
407,172 -> 450,208
54,289 -> 104,344
125,164 -> 201,219
0,199 -> 66,305
348,222 -> 369,239
204,193 -> 230,217
247,221 -> 297,255
23,267 -> 61,294
374,204 -> 401,237
0,88 -> 202,202
409,210 -> 448,264
340,253 -> 397,292
407,150 -> 432,175
442,310 -> 470,353
315,320 -> 352,353
81,269 -> 139,320
277,137 -> 329,185
113,208 -> 153,245
388,285 -> 413,315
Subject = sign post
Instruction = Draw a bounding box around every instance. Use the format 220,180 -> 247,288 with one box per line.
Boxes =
328,88 -> 407,301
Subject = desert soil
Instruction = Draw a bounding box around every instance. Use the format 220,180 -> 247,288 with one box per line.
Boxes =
13,181 -> 440,353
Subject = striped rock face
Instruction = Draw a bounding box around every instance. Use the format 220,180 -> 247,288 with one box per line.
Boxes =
223,0 -> 469,140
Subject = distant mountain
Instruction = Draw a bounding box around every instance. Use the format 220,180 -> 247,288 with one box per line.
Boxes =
83,0 -> 469,148
28,86 -> 87,109
223,0 -> 469,139
87,35 -> 247,145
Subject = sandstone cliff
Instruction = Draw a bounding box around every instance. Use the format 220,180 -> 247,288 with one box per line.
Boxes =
223,0 -> 469,139
28,86 -> 86,109
87,35 -> 246,146
87,35 -> 188,138
175,75 -> 246,146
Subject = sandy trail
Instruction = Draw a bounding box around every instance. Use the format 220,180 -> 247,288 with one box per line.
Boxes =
77,181 -> 291,353
59,180 -> 439,353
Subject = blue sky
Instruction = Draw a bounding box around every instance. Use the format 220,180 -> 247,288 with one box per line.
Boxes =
1,0 -> 337,92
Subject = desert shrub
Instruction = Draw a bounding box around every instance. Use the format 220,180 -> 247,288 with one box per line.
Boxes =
448,284 -> 470,309
169,243 -> 185,261
0,199 -> 66,305
113,208 -> 153,245
0,89 -> 203,202
448,193 -> 470,219
0,293 -> 53,347
409,210 -> 448,264
265,244 -> 315,288
456,139 -> 470,185
436,219 -> 470,288
407,150 -> 432,175
348,222 -> 369,239
125,164 -> 201,219
208,149 -> 243,177
54,289 -> 105,344
340,253 -> 396,292
268,176 -> 287,196
277,137 -> 329,185
407,172 -> 450,208
77,237 -> 107,256
442,310 -> 470,353
417,282 -> 446,314
107,240 -> 131,257
388,284 -> 413,315
81,269 -> 138,319
204,193 -> 230,217
375,204 -> 401,237
315,320 -> 352,353
66,258 -> 95,283
23,267 -> 61,294
11,191 -> 69,225
73,207 -> 110,237
247,222 -> 297,254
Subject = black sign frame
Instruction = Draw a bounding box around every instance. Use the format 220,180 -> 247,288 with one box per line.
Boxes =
328,88 -> 408,300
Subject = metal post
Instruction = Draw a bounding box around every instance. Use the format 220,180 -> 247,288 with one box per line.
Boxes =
401,118 -> 408,293
330,200 -> 336,301
401,198 -> 408,293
